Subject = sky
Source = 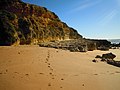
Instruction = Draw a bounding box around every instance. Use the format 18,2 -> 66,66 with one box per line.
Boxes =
23,0 -> 120,39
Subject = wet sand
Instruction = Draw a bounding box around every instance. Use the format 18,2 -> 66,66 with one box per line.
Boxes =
0,45 -> 120,90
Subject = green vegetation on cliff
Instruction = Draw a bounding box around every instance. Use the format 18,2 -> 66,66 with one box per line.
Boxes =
0,10 -> 18,45
0,0 -> 82,45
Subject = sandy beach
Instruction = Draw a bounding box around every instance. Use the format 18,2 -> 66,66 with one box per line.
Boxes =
0,45 -> 120,90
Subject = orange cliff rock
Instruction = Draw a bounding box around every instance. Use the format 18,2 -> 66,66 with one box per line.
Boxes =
0,0 -> 82,45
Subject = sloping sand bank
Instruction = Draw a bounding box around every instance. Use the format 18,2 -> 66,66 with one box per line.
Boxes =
0,46 -> 120,90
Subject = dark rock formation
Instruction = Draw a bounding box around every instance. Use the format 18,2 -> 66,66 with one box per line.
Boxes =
86,39 -> 111,51
92,59 -> 98,63
85,40 -> 97,51
111,43 -> 120,49
93,39 -> 111,50
39,39 -> 88,52
102,53 -> 116,60
94,39 -> 111,47
94,53 -> 120,67
107,60 -> 120,67
39,38 -> 111,52
0,0 -> 82,45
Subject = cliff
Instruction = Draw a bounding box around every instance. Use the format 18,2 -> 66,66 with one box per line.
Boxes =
0,0 -> 111,51
0,0 -> 82,45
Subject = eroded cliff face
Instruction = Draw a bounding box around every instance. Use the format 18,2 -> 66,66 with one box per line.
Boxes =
0,0 -> 82,45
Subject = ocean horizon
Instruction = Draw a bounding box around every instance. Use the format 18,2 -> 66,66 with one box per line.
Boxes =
108,39 -> 120,44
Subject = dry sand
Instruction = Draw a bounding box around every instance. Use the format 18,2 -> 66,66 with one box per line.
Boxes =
0,45 -> 120,90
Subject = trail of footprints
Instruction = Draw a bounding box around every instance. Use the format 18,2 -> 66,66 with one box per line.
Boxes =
45,51 -> 54,73
45,51 -> 55,86
0,50 -> 64,89
1,50 -> 120,88
45,50 -> 64,88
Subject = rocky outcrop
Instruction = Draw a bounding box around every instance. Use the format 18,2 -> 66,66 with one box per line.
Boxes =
94,53 -> 120,67
111,43 -> 120,49
39,39 -> 88,52
0,0 -> 82,45
86,39 -> 111,51
102,53 -> 116,60
85,39 -> 97,51
93,39 -> 111,49
107,60 -> 120,67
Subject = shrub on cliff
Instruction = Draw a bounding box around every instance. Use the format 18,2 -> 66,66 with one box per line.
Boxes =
0,10 -> 16,20
0,10 -> 17,45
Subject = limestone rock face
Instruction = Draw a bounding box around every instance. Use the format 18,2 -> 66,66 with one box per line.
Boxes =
0,0 -> 82,45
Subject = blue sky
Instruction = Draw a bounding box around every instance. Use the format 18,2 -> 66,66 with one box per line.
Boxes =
23,0 -> 120,39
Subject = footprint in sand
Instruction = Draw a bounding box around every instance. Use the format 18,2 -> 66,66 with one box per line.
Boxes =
3,69 -> 8,74
6,69 -> 8,72
115,71 -> 120,73
47,56 -> 50,58
52,77 -> 55,79
82,84 -> 85,86
39,73 -> 44,75
47,63 -> 50,65
25,74 -> 29,76
50,68 -> 53,71
48,66 -> 51,68
14,72 -> 19,74
46,58 -> 48,61
60,86 -> 63,88
49,72 -> 55,79
18,52 -> 20,54
47,51 -> 50,58
49,68 -> 53,71
61,78 -> 64,80
74,75 -> 79,76
48,83 -> 51,86
49,72 -> 52,75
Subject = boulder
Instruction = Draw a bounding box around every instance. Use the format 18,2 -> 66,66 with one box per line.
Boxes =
92,59 -> 98,63
102,53 -> 116,60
